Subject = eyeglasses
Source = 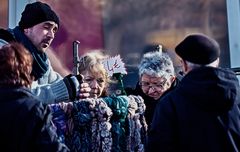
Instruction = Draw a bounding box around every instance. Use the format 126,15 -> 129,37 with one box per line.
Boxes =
139,80 -> 167,90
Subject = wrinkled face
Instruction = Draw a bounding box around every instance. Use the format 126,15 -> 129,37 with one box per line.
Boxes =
139,73 -> 173,100
82,70 -> 107,98
24,21 -> 58,52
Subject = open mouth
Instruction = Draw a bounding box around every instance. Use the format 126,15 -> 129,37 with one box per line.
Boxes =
42,39 -> 51,48
42,43 -> 49,48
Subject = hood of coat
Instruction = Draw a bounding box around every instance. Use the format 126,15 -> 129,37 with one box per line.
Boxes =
175,66 -> 240,114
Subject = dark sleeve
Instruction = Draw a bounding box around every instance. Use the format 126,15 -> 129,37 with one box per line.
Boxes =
146,95 -> 178,152
32,103 -> 69,152
125,87 -> 135,95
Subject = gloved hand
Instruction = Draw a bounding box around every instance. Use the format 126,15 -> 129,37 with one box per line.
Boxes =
63,74 -> 90,100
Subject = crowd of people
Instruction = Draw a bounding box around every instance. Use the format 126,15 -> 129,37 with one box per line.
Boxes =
0,1 -> 239,152
146,34 -> 240,152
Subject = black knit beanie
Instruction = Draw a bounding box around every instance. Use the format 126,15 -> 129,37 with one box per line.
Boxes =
175,34 -> 220,65
18,2 -> 59,30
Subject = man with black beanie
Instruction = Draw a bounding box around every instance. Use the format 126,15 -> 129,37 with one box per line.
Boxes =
0,2 -> 90,104
147,33 -> 240,152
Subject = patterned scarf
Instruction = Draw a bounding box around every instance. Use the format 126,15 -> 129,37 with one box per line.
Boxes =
10,26 -> 48,80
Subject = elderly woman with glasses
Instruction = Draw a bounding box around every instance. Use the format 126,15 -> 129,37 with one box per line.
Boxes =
125,46 -> 178,127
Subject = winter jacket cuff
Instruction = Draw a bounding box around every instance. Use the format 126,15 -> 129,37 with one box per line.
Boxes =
51,79 -> 69,102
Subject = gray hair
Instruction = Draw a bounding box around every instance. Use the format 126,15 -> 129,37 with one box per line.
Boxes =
138,50 -> 175,78
185,57 -> 219,71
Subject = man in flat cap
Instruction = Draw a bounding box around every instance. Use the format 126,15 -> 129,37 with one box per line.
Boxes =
146,33 -> 240,152
0,2 -> 90,104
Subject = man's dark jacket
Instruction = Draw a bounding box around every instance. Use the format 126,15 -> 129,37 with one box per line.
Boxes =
147,67 -> 240,152
0,87 -> 69,152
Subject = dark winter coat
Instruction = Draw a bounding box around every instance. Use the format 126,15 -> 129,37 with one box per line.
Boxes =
0,87 -> 69,152
147,67 -> 240,152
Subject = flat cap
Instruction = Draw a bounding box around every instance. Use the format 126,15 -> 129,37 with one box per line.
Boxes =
175,33 -> 220,64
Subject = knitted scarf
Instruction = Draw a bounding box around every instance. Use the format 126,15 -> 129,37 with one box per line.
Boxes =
10,26 -> 48,80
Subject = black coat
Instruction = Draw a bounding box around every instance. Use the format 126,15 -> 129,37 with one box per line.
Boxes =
147,67 -> 240,152
0,87 -> 69,152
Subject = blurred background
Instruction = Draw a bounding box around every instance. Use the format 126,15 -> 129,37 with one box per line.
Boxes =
1,0 -> 240,87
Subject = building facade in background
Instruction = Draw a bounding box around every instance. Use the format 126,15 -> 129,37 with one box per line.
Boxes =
1,0 -> 239,87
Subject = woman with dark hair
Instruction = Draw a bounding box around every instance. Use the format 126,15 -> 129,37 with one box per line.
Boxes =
0,42 -> 69,152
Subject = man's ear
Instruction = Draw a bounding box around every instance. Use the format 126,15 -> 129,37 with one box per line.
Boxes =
170,75 -> 176,83
182,60 -> 189,73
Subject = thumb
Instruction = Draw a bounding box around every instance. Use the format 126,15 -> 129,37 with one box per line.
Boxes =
76,74 -> 84,83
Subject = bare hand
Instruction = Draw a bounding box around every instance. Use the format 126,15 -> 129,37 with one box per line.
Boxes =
78,82 -> 91,99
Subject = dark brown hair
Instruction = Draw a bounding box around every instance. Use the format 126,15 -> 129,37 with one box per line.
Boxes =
0,42 -> 33,88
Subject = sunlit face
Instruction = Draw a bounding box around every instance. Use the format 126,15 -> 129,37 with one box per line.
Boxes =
82,70 -> 107,98
24,21 -> 58,53
140,73 -> 173,100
